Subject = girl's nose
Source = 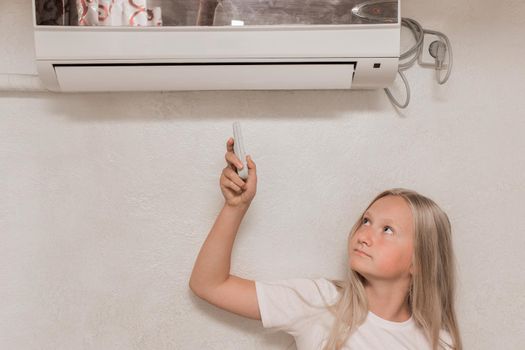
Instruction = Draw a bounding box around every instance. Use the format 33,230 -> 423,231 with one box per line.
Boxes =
356,228 -> 372,246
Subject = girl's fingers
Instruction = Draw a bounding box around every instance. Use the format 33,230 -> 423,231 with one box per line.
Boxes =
223,167 -> 246,189
246,155 -> 255,169
246,155 -> 256,178
224,138 -> 243,169
226,179 -> 242,193
226,137 -> 234,152
225,152 -> 243,170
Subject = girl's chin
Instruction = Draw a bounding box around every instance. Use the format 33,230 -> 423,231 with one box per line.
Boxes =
348,266 -> 373,283
349,261 -> 366,274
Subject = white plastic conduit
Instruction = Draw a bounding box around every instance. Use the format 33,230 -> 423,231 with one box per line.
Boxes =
0,73 -> 48,92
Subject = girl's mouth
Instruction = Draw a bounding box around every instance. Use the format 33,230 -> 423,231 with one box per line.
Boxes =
354,249 -> 371,258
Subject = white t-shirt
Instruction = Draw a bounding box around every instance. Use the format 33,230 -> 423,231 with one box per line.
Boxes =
255,277 -> 454,350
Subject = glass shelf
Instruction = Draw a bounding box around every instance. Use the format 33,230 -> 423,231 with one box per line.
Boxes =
34,0 -> 398,27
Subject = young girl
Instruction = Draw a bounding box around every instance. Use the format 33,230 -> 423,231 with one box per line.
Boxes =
189,137 -> 462,350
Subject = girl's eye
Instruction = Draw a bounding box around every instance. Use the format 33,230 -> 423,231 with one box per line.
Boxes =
384,226 -> 394,235
362,217 -> 369,224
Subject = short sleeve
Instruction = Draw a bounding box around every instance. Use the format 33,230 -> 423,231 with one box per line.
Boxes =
255,277 -> 339,336
439,330 -> 455,350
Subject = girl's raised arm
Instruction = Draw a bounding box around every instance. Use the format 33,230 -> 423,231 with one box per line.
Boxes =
189,137 -> 260,320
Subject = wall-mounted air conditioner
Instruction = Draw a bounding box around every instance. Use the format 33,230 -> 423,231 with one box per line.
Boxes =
32,0 -> 400,92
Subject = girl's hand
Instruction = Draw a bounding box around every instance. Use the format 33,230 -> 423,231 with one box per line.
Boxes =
220,137 -> 257,208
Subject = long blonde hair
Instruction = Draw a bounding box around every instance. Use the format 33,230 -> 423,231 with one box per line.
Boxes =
322,188 -> 462,350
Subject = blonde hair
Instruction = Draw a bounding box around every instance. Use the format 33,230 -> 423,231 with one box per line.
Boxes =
322,188 -> 462,350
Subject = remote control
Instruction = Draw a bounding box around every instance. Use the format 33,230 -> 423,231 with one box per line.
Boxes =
232,121 -> 249,180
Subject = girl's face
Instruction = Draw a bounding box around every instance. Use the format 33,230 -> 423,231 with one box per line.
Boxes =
348,195 -> 415,281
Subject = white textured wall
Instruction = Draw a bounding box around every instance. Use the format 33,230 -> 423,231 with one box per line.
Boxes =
1,1 -> 524,349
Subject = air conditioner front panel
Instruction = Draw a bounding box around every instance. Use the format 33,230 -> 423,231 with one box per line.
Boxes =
53,62 -> 356,92
34,26 -> 400,61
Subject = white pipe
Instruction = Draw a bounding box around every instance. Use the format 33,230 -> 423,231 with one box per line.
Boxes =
0,74 -> 48,92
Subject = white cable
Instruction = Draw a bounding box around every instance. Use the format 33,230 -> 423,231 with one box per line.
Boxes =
384,17 -> 453,108
384,70 -> 410,109
384,18 -> 423,108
